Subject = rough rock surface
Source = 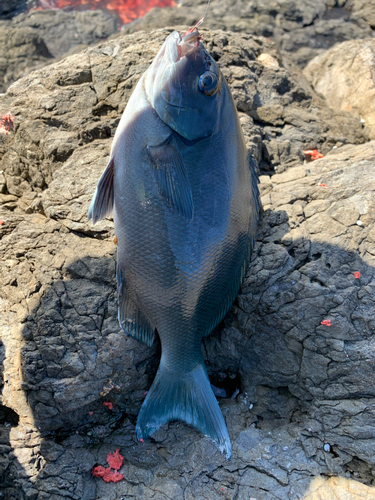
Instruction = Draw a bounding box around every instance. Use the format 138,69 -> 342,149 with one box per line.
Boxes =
0,27 -> 366,198
10,9 -> 120,58
0,9 -> 119,93
0,0 -> 26,19
304,38 -> 375,140
2,0 -> 375,94
0,24 -> 53,95
348,0 -> 375,29
118,0 -> 375,67
0,28 -> 374,499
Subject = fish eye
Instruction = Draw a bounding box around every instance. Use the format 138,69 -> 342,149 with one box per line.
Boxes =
198,71 -> 218,96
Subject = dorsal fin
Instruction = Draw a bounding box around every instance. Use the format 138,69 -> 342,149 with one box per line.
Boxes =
88,157 -> 114,224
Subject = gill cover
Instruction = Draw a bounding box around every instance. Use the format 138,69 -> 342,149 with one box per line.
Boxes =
144,30 -> 223,141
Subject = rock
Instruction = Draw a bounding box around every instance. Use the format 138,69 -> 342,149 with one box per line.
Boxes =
0,0 -> 26,19
118,0 -> 374,67
0,28 -> 365,202
1,0 -> 374,96
0,24 -> 53,94
304,38 -> 375,140
0,9 -> 119,92
0,28 -> 375,499
303,476 -> 375,500
348,0 -> 375,30
11,10 -> 119,59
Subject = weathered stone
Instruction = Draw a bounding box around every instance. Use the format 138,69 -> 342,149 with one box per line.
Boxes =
11,10 -> 119,59
348,0 -> 375,29
0,0 -> 26,19
304,38 -> 375,140
0,24 -> 53,94
0,9 -> 119,93
0,26 -> 374,500
1,0 -> 374,98
0,28 -> 365,206
118,0 -> 374,68
303,476 -> 375,500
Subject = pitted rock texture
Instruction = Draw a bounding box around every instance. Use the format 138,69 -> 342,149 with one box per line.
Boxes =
0,29 -> 374,500
348,0 -> 375,29
0,9 -> 119,93
0,24 -> 53,95
2,142 -> 375,500
1,0 -> 375,95
9,9 -> 119,58
0,28 -> 365,205
118,0 -> 375,67
0,0 -> 26,19
304,38 -> 375,140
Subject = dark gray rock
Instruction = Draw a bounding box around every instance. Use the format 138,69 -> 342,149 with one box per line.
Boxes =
11,10 -> 120,58
0,24 -> 53,94
0,0 -> 27,19
1,0 -> 374,96
0,28 -> 374,500
0,9 -> 119,93
119,0 -> 374,67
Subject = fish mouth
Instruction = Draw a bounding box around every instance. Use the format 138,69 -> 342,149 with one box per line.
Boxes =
177,28 -> 202,59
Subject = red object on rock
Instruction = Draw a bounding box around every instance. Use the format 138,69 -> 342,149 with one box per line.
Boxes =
0,113 -> 14,134
92,466 -> 108,478
321,319 -> 332,326
102,469 -> 124,483
92,466 -> 124,483
107,449 -> 124,470
318,183 -> 327,187
88,411 -> 94,416
103,401 -> 113,410
92,448 -> 125,483
354,272 -> 361,279
0,221 -> 4,225
303,149 -> 325,160
31,0 -> 176,26
139,438 -> 144,443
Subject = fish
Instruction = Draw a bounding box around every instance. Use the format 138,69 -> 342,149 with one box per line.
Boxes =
88,26 -> 260,460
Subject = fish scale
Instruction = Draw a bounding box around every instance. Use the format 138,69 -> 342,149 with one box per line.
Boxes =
88,28 -> 260,459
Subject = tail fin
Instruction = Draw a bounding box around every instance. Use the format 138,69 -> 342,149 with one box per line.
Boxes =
136,363 -> 232,460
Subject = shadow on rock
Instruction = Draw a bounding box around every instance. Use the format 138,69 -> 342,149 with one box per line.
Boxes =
20,254 -> 160,435
0,338 -> 31,500
1,201 -> 373,498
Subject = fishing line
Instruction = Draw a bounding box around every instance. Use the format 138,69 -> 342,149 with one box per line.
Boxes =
189,0 -> 212,31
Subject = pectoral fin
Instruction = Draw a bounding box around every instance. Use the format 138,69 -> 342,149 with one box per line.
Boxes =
146,137 -> 193,220
88,157 -> 114,224
117,264 -> 155,347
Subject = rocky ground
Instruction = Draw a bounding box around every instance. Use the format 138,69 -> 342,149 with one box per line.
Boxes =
119,0 -> 375,67
0,0 -> 375,93
304,38 -> 375,141
0,11 -> 374,500
0,9 -> 119,93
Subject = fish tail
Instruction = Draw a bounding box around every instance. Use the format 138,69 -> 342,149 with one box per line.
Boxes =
136,362 -> 232,460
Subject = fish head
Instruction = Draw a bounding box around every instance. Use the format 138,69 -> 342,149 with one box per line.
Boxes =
144,29 -> 223,141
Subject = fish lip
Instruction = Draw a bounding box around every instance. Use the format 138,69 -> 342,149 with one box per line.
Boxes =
176,28 -> 202,60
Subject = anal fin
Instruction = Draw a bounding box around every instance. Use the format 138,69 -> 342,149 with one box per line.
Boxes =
117,264 -> 155,347
88,157 -> 114,224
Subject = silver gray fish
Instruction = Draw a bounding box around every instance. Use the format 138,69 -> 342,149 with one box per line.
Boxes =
88,27 -> 260,459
